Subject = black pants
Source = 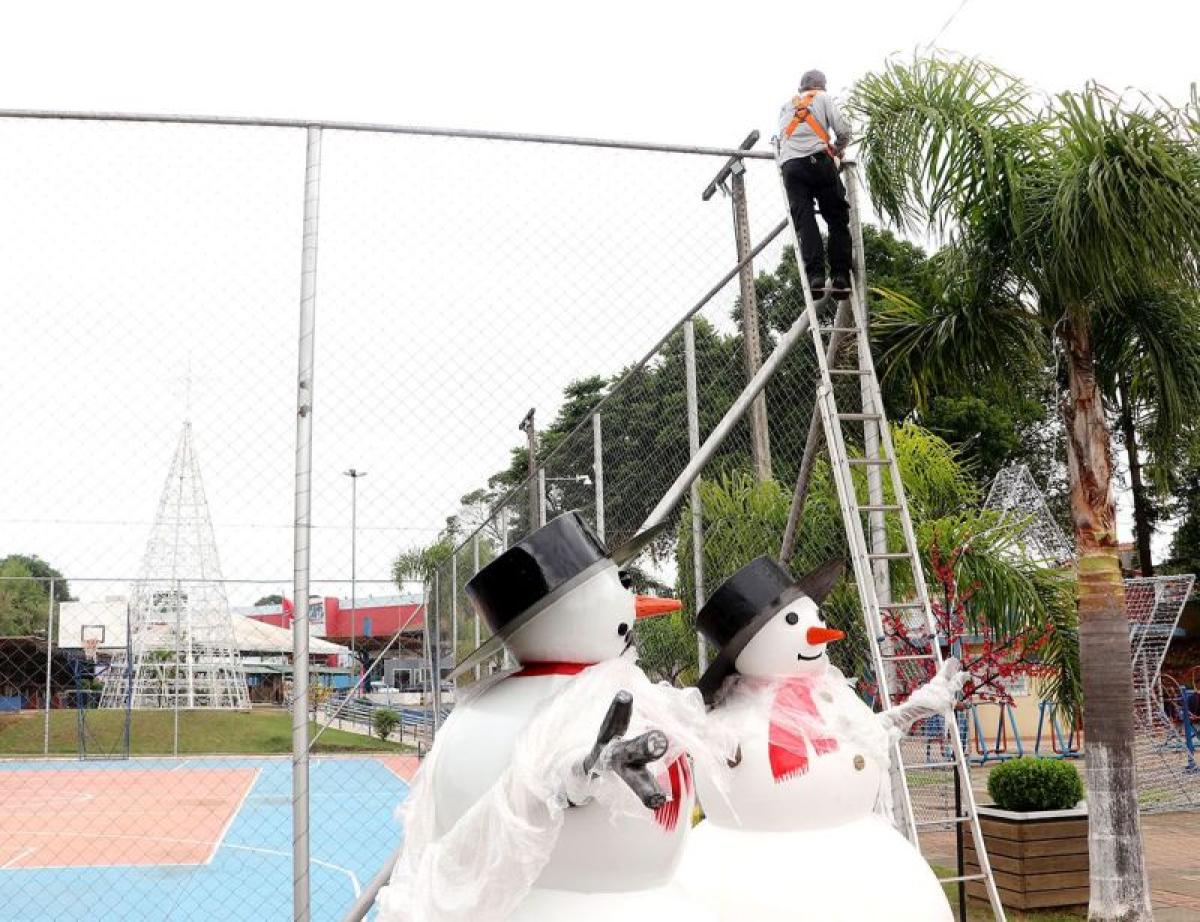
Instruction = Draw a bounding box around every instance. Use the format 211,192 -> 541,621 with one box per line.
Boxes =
782,153 -> 852,280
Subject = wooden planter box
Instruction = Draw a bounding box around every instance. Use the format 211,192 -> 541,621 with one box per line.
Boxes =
964,805 -> 1088,911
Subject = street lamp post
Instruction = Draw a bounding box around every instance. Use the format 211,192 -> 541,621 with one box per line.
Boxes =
343,468 -> 367,675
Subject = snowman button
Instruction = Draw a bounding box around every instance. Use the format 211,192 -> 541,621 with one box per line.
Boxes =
853,754 -> 865,771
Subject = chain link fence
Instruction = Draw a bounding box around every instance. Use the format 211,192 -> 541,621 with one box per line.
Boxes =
2,111 -> 878,920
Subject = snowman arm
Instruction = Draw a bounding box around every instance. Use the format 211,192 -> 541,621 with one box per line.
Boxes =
574,692 -> 669,810
877,658 -> 966,737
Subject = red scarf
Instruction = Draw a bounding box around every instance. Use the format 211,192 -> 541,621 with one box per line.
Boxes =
511,661 -> 593,678
768,678 -> 839,782
653,756 -> 692,832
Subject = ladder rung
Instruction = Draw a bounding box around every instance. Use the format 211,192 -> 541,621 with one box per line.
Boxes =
839,412 -> 883,421
918,815 -> 971,828
857,504 -> 901,512
819,326 -> 861,334
883,653 -> 937,662
880,601 -> 924,610
938,874 -> 987,885
829,368 -> 870,376
847,457 -> 890,465
869,552 -> 913,560
905,760 -> 958,770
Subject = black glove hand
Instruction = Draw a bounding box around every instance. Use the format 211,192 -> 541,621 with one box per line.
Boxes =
580,690 -> 669,810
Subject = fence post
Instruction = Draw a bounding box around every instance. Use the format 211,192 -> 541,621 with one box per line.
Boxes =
451,550 -> 458,694
537,469 -> 548,527
684,321 -> 708,669
43,577 -> 55,755
430,570 -> 443,732
291,124 -> 323,922
473,535 -> 481,681
730,162 -> 772,482
593,413 -> 605,542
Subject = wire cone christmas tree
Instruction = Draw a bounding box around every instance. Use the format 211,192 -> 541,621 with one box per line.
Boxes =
101,421 -> 249,709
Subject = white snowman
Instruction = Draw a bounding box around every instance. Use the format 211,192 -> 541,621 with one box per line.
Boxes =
376,512 -> 719,922
678,555 -> 962,922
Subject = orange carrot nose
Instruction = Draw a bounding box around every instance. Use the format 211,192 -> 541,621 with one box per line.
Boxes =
806,626 -> 845,645
635,595 -> 683,619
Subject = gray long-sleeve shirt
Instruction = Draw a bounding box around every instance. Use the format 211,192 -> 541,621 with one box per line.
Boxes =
776,91 -> 852,162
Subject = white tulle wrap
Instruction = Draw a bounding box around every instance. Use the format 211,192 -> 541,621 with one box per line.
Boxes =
705,658 -> 965,821
877,658 -> 967,740
375,657 -> 723,922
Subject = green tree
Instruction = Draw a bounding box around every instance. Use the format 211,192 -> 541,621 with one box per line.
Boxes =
0,557 -> 52,635
671,425 -> 1077,709
850,56 -> 1200,918
254,594 -> 284,607
0,554 -> 71,603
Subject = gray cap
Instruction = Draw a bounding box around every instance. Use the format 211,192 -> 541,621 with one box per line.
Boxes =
799,69 -> 827,90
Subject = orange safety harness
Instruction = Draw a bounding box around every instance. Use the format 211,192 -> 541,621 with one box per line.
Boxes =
783,89 -> 839,159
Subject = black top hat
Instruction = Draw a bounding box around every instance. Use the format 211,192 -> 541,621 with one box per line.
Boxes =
695,556 -> 844,704
447,511 -> 666,680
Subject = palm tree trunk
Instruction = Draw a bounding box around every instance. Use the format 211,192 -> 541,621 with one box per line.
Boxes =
1060,320 -> 1152,921
1116,375 -> 1154,576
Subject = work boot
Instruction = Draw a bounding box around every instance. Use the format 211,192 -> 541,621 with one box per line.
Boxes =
806,273 -> 827,300
830,274 -> 851,300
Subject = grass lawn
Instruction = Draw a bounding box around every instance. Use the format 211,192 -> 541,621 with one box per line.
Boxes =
934,866 -> 1087,921
0,707 -> 411,756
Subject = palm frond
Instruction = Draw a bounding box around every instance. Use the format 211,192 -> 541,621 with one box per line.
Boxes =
1042,85 -> 1200,306
849,55 -> 1043,237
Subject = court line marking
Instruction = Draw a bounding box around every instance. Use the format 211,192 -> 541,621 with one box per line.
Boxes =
222,843 -> 362,897
1,848 -> 37,869
205,766 -> 261,865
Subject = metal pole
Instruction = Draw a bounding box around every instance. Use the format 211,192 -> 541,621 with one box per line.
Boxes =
451,552 -> 458,693
520,409 -> 538,531
593,414 -> 605,542
173,578 -> 181,757
430,571 -> 443,733
43,578 -> 55,755
291,124 -> 323,922
473,535 -> 481,682
343,469 -> 367,674
639,307 -> 813,534
730,162 -> 772,482
537,469 -> 548,527
683,323 -> 708,669
0,108 -> 778,161
703,131 -> 770,482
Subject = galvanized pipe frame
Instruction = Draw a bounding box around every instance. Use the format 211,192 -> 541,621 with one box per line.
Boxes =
0,108 -> 777,160
291,124 -> 323,922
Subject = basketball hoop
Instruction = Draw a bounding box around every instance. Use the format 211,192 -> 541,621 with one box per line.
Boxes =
83,638 -> 100,662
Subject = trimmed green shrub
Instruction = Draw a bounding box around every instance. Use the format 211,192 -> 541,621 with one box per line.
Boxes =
987,757 -> 1084,812
373,708 -> 402,742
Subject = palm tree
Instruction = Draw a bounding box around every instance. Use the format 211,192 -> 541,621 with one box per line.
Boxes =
850,56 -> 1200,919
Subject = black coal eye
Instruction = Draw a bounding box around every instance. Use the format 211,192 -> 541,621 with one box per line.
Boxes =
617,623 -> 629,636
618,570 -> 633,589
785,612 -> 799,626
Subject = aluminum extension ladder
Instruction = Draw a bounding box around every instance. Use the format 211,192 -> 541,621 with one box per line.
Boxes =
776,156 -> 1007,920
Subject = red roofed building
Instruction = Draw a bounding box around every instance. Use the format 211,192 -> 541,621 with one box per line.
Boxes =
247,594 -> 427,662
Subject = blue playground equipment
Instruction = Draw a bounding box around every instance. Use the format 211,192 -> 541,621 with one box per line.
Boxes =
1178,687 -> 1198,774
962,701 -> 1024,765
1034,699 -> 1083,759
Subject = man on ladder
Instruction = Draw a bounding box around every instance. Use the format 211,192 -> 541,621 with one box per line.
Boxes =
778,69 -> 853,300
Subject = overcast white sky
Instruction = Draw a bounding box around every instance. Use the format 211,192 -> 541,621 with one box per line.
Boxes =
1,1 -> 1195,603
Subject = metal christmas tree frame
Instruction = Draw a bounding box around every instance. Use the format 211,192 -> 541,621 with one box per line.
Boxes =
101,421 -> 249,710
